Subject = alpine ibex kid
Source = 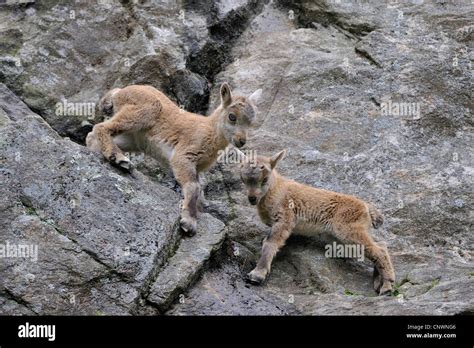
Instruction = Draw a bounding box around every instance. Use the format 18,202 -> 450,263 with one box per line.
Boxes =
86,83 -> 262,236
239,150 -> 395,295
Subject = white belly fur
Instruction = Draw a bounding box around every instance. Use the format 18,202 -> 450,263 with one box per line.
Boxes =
148,138 -> 175,163
293,220 -> 327,236
113,132 -> 175,164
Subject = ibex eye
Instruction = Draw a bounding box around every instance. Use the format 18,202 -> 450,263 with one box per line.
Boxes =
228,113 -> 237,122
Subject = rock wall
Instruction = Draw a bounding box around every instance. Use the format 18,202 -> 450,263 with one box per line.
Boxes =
0,0 -> 472,315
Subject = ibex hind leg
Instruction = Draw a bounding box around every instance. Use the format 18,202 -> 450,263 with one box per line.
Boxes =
373,266 -> 382,293
333,223 -> 395,296
99,88 -> 121,116
91,104 -> 156,171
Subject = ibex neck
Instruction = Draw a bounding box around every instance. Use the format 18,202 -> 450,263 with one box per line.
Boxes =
208,106 -> 229,151
259,171 -> 281,206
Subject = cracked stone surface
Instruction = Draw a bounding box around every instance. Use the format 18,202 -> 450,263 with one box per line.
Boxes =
171,0 -> 473,315
1,0 -> 473,315
0,84 -> 181,314
148,213 -> 226,311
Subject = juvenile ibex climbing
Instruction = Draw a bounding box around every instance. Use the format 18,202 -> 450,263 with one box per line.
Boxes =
239,150 -> 395,295
86,83 -> 261,236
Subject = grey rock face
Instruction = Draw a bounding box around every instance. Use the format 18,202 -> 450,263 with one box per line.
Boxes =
0,84 -> 223,314
1,0 -> 473,315
148,213 -> 226,311
172,0 -> 473,315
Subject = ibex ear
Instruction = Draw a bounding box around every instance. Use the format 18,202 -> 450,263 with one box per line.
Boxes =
220,82 -> 232,107
270,150 -> 286,169
248,88 -> 262,106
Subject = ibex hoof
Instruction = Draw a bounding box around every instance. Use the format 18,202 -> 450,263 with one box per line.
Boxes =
118,159 -> 132,171
110,153 -> 132,173
179,217 -> 197,237
378,281 -> 393,296
246,269 -> 266,285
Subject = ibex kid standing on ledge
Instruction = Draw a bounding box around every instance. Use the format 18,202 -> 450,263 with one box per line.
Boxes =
239,150 -> 395,295
87,83 -> 262,236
